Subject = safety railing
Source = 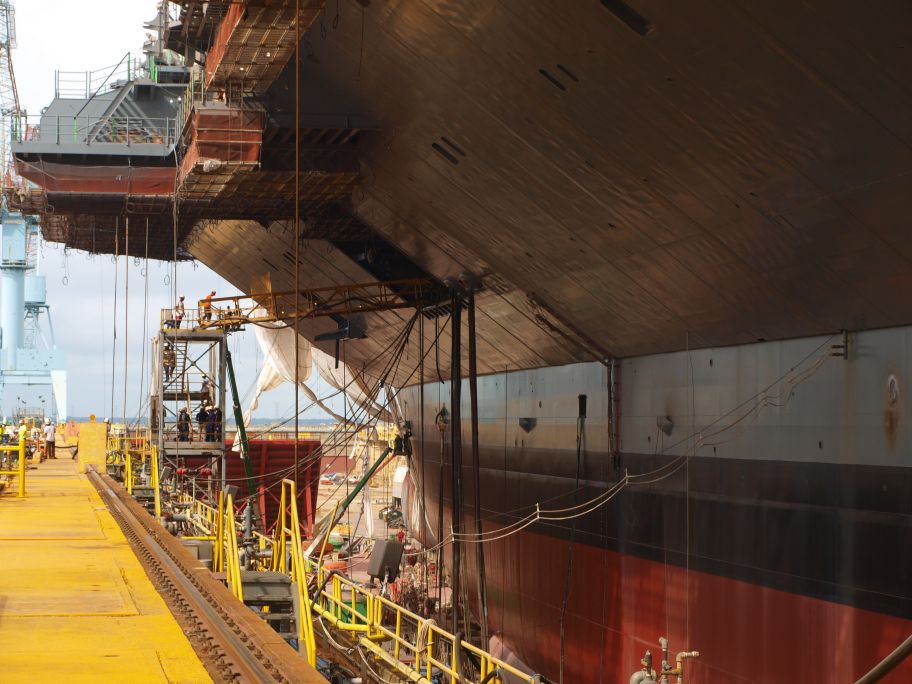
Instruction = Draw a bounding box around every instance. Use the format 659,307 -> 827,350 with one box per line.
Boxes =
13,112 -> 178,147
160,306 -> 198,331
308,566 -> 539,684
175,477 -> 541,683
106,431 -> 154,500
0,441 -> 27,498
124,439 -> 148,495
107,432 -> 151,457
174,489 -> 219,537
215,491 -> 245,601
175,67 -> 249,136
197,279 -> 436,331
151,446 -> 161,518
161,307 -> 241,333
54,52 -> 152,100
272,479 -> 318,664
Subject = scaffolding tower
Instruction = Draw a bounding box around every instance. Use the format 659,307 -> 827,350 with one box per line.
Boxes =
152,320 -> 227,487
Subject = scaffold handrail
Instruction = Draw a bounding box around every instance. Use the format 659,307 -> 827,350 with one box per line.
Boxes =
14,112 -> 177,147
183,475 -> 541,684
54,51 -> 147,100
273,478 -> 318,665
0,440 -> 27,498
158,279 -> 440,332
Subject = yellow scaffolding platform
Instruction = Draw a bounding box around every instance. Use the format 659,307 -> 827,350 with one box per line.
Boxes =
0,458 -> 212,683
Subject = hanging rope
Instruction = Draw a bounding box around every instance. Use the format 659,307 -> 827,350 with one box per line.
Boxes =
100,230 -> 108,417
134,219 -> 150,426
294,0 -> 301,483
110,218 -> 119,422
122,217 -> 130,428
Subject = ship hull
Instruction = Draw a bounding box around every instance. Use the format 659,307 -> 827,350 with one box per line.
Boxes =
400,326 -> 912,682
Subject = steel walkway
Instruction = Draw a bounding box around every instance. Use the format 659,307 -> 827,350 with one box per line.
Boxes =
0,458 -> 212,683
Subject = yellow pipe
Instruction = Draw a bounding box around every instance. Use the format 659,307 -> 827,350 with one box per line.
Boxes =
214,490 -> 224,571
316,500 -> 339,569
427,629 -> 434,680
358,637 -> 432,684
125,450 -> 132,494
395,605 -> 403,660
17,440 -> 25,497
152,446 -> 161,518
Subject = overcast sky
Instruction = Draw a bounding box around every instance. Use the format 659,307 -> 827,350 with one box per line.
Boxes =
7,1 -> 333,421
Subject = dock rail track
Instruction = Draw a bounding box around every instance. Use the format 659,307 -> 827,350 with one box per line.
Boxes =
87,467 -> 323,684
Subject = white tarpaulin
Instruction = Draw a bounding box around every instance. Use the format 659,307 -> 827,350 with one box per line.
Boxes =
240,322 -> 395,436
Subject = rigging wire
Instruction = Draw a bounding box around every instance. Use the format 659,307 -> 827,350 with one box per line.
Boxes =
407,339 -> 838,558
213,308 -> 434,513
135,220 -> 150,425
122,218 -> 129,428
110,219 -> 119,422
293,0 -> 301,502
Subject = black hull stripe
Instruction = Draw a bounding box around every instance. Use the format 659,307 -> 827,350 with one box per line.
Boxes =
413,444 -> 912,620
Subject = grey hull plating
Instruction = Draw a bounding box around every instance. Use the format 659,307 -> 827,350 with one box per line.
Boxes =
399,327 -> 912,682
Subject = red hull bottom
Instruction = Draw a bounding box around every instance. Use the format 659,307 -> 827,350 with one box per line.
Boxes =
471,523 -> 912,683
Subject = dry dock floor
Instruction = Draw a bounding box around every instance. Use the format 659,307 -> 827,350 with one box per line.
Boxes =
0,458 -> 211,683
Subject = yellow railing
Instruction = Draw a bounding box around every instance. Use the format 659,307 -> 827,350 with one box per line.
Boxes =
160,307 -> 203,331
273,479 -> 318,665
0,441 -> 27,498
220,493 -> 244,601
307,566 -> 537,684
151,446 -> 161,518
174,489 -> 219,536
122,438 -> 154,496
176,479 -> 540,683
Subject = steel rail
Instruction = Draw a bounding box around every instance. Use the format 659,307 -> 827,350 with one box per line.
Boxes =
87,467 -> 322,684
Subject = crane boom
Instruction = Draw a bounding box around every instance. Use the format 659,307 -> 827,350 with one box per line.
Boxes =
0,0 -> 20,198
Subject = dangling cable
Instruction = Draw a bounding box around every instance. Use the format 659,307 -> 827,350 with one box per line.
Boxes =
468,287 -> 488,649
293,0 -> 301,485
449,288 -> 463,637
122,217 -> 129,428
559,394 -> 586,684
135,219 -> 150,426
110,218 -> 119,422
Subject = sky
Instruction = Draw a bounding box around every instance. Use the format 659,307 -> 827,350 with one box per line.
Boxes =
5,1 -> 335,422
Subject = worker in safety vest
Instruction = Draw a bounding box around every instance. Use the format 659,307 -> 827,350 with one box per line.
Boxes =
200,291 -> 216,323
17,420 -> 27,444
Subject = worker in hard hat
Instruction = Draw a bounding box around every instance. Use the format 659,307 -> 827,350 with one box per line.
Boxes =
3,421 -> 15,445
195,404 -> 208,443
201,290 -> 216,323
200,375 -> 212,405
207,404 -> 223,443
204,405 -> 215,442
177,407 -> 191,442
162,342 -> 177,383
173,295 -> 186,329
17,419 -> 27,445
43,417 -> 56,459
